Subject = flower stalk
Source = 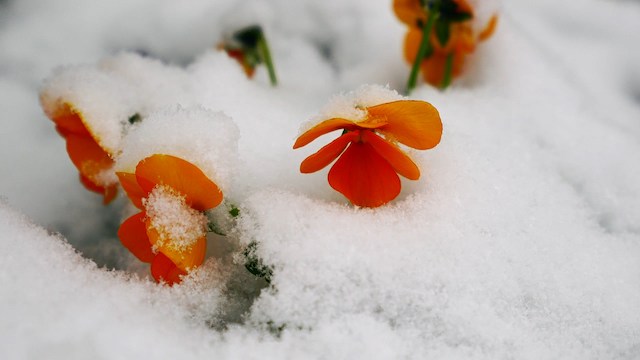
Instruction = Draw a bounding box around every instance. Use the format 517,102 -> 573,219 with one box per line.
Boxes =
406,5 -> 438,94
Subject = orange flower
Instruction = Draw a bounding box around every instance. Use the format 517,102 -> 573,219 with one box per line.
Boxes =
117,154 -> 223,285
41,101 -> 117,204
293,100 -> 442,207
394,0 -> 498,87
220,46 -> 256,78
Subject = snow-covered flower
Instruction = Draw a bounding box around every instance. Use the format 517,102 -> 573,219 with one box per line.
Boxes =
395,0 -> 498,87
40,101 -> 118,204
117,154 -> 223,285
294,100 -> 442,207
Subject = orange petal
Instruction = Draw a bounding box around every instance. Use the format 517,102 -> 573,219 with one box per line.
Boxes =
367,100 -> 442,150
454,0 -> 474,17
361,131 -> 420,180
65,133 -> 114,187
403,28 -> 423,65
393,0 -> 427,28
145,218 -> 207,272
328,141 -> 401,207
45,102 -> 91,137
135,154 -> 223,211
116,172 -> 146,209
293,118 -> 357,149
79,174 -> 118,204
151,253 -> 187,285
479,14 -> 498,42
300,131 -> 358,173
117,212 -> 155,263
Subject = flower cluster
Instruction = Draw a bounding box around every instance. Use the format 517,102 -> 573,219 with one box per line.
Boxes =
39,4 -> 499,283
394,0 -> 498,89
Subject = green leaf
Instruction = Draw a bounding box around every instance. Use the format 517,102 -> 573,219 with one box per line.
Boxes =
128,113 -> 141,124
229,205 -> 240,218
243,242 -> 273,284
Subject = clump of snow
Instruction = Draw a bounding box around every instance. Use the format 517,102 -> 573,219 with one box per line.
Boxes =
144,185 -> 208,252
301,84 -> 406,132
116,106 -> 240,194
39,65 -> 138,154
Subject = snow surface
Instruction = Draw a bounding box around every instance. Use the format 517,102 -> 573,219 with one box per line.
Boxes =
1,0 -> 640,359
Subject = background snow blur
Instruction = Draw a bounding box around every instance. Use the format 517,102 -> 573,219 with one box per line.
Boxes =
1,0 -> 640,359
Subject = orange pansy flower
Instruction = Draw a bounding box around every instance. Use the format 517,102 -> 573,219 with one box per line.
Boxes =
294,100 -> 442,207
41,101 -> 117,204
117,154 -> 223,285
393,0 -> 498,87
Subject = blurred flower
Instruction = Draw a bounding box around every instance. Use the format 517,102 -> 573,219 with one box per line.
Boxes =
41,101 -> 117,204
117,154 -> 223,285
219,25 -> 278,85
294,100 -> 442,207
394,0 -> 498,89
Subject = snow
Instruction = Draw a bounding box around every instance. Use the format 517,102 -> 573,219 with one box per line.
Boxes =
1,0 -> 640,359
144,185 -> 208,252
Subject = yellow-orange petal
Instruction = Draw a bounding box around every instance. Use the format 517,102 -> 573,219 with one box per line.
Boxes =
293,118 -> 358,149
145,218 -> 207,273
117,212 -> 155,263
403,28 -> 422,66
300,131 -> 358,173
367,100 -> 442,150
151,253 -> 187,285
135,154 -> 223,211
362,131 -> 420,180
479,14 -> 498,41
45,102 -> 91,137
328,141 -> 401,207
393,0 -> 427,28
65,133 -> 115,191
116,172 -> 146,209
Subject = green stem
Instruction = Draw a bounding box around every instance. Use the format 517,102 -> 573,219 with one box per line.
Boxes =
258,32 -> 278,86
441,52 -> 454,89
406,8 -> 438,94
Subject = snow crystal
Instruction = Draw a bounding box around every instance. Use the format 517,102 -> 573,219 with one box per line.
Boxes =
144,185 -> 208,252
115,106 -> 240,194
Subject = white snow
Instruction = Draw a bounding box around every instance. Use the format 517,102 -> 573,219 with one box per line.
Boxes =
115,106 -> 239,194
144,185 -> 208,252
1,0 -> 640,359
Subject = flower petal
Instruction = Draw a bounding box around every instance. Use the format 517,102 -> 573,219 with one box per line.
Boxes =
362,131 -> 420,180
328,141 -> 401,207
393,0 -> 426,28
145,218 -> 207,273
367,100 -> 442,150
135,154 -> 223,211
79,174 -> 118,204
151,253 -> 187,285
300,131 -> 358,173
293,118 -> 357,149
65,133 -> 115,190
479,14 -> 498,41
116,172 -> 146,209
45,102 -> 91,137
117,212 -> 155,263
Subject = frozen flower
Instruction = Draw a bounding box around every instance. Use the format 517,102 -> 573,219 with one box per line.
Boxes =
40,101 -> 117,204
117,154 -> 222,285
395,0 -> 498,88
294,99 -> 442,207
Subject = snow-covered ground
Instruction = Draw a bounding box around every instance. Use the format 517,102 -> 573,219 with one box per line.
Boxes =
1,0 -> 640,358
